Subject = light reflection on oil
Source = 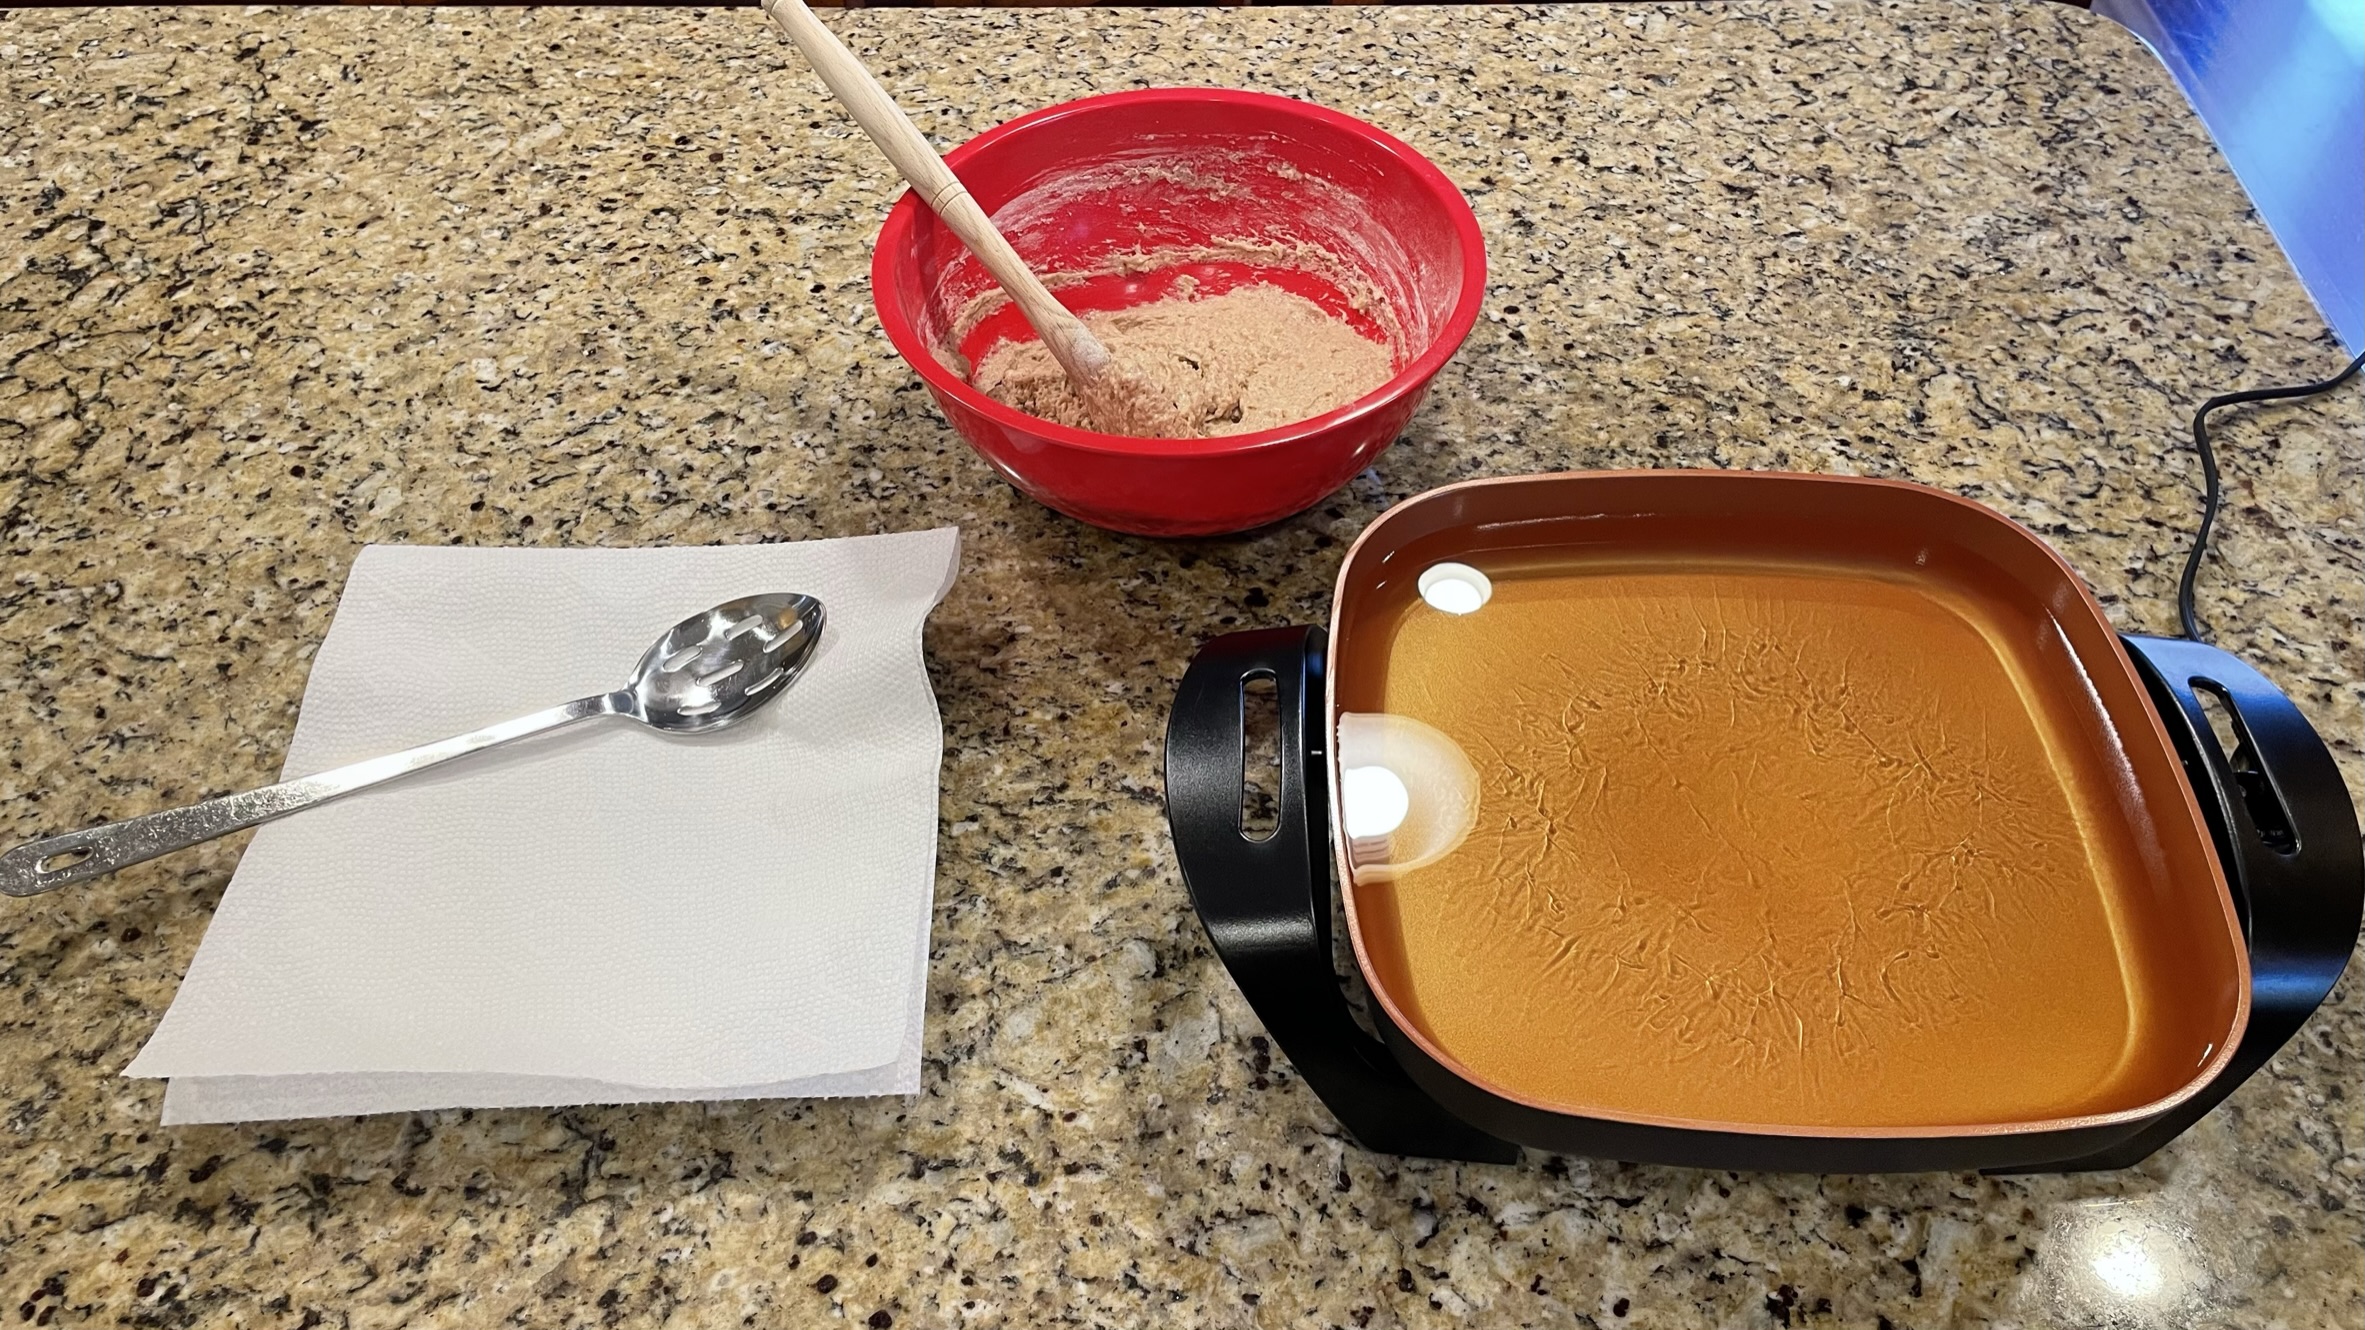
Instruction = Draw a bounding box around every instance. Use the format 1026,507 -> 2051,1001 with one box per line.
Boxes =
1417,561 -> 1492,614
1334,712 -> 1479,883
1340,765 -> 1410,838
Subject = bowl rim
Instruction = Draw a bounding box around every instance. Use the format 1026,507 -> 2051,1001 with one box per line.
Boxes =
869,86 -> 1489,458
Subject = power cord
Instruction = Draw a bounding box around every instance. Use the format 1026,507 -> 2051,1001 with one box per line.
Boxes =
2175,348 -> 2365,643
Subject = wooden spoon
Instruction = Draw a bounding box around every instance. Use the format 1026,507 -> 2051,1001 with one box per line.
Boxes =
764,0 -> 1186,434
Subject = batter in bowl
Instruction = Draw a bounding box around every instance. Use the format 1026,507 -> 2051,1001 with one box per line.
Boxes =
969,284 -> 1394,438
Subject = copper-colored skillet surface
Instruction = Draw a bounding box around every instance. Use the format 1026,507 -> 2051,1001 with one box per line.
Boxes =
1326,472 -> 2248,1138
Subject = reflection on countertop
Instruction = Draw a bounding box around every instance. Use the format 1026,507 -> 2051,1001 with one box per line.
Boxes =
0,5 -> 2357,1329
2028,1197 -> 2218,1328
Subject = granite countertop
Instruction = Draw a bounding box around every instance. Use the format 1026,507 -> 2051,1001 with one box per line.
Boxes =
2,4 -> 2358,1327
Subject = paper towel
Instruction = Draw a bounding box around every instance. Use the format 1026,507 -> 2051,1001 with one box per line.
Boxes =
127,530 -> 961,1124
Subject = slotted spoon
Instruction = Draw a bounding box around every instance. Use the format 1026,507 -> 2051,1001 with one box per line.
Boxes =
0,593 -> 825,897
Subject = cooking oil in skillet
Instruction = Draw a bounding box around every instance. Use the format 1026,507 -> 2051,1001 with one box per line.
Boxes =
1341,549 -> 2183,1130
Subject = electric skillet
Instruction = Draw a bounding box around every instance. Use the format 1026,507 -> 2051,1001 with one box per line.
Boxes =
1164,471 -> 2360,1171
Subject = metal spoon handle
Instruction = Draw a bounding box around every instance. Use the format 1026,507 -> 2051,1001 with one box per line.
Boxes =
1,692 -> 627,898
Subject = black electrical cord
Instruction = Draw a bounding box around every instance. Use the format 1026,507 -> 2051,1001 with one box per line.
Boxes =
2175,348 -> 2365,643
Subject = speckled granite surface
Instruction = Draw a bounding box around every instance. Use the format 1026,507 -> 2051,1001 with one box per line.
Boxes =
1,4 -> 2358,1327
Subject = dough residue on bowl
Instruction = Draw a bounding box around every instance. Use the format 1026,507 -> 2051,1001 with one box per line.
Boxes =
968,284 -> 1395,438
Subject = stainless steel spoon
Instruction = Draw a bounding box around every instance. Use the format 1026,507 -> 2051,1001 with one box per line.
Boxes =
1,593 -> 825,898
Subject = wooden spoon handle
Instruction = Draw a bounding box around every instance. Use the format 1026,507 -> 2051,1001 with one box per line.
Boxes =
762,0 -> 1110,382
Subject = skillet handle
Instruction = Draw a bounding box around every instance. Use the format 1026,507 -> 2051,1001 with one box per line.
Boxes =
1164,626 -> 1519,1163
2020,635 -> 2364,1173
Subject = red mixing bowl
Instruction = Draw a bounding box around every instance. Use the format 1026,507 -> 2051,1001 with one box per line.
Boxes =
870,89 -> 1487,537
